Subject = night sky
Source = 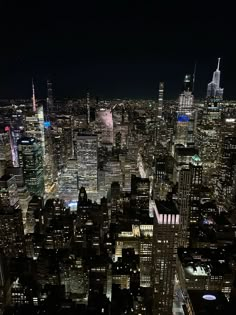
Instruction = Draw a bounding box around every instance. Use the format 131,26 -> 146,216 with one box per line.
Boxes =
0,1 -> 235,99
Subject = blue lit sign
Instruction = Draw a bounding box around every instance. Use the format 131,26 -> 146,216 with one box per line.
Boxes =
44,121 -> 51,128
177,115 -> 190,122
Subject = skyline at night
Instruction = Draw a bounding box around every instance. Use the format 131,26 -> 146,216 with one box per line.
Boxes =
1,2 -> 236,315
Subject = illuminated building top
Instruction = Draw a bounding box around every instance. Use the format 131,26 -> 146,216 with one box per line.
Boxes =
207,58 -> 224,99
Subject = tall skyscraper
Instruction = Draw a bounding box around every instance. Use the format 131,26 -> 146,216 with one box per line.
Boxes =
44,125 -> 57,195
87,92 -> 90,124
76,134 -> 98,193
204,58 -> 224,122
152,199 -> 180,315
189,154 -> 203,224
176,75 -> 194,146
178,75 -> 193,116
207,58 -> 224,99
17,137 -> 44,197
24,105 -> 45,155
154,82 -> 165,146
157,82 -> 164,119
178,167 -> 191,247
47,80 -> 54,114
32,79 -> 37,113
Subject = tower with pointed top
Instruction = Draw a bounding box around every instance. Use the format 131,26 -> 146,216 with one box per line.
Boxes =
25,81 -> 45,155
207,58 -> 224,99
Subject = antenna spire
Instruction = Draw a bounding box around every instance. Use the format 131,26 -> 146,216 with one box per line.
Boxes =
32,78 -> 36,112
217,57 -> 221,71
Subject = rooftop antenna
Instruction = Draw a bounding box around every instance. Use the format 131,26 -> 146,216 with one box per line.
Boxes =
217,57 -> 221,71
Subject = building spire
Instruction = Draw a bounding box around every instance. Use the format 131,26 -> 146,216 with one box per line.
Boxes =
217,57 -> 221,71
32,78 -> 36,112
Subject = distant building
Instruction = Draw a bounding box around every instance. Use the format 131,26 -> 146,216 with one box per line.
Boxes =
17,137 -> 44,197
76,134 -> 98,193
96,109 -> 113,145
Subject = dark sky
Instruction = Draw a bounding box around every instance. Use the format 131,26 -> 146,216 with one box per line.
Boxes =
0,1 -> 235,99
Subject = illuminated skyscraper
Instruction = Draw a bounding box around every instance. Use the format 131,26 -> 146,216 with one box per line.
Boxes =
178,75 -> 193,116
189,154 -> 203,224
76,134 -> 98,193
152,199 -> 179,315
207,58 -> 224,99
176,75 -> 194,146
47,80 -> 54,114
44,124 -> 57,195
157,82 -> 164,118
17,137 -> 44,197
24,105 -> 45,155
178,167 -> 191,247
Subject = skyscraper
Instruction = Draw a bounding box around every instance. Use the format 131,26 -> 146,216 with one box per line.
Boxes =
76,134 -> 98,193
178,167 -> 191,247
207,58 -> 224,99
178,75 -> 193,116
47,80 -> 54,114
176,75 -> 194,146
87,92 -> 90,124
152,199 -> 180,315
157,82 -> 164,119
17,137 -> 44,197
24,105 -> 45,156
189,154 -> 203,224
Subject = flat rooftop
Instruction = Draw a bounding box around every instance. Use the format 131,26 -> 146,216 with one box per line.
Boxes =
178,248 -> 232,277
187,290 -> 230,315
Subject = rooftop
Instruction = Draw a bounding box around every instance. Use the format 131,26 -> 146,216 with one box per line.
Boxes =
187,290 -> 231,315
155,199 -> 179,215
178,248 -> 232,277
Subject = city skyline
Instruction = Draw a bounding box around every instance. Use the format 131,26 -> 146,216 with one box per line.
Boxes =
1,2 -> 236,315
